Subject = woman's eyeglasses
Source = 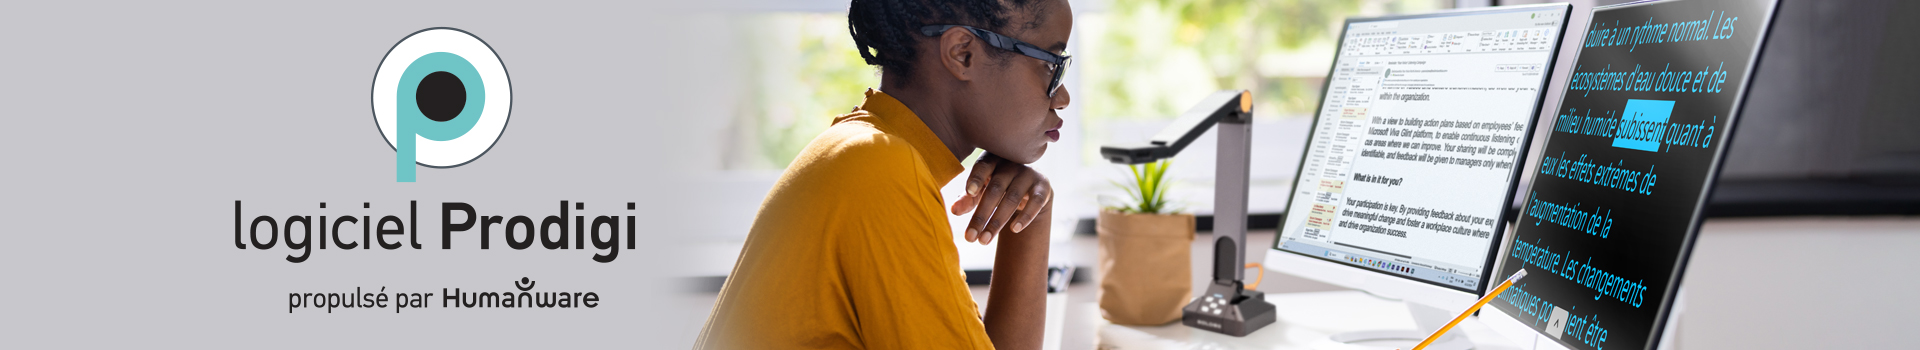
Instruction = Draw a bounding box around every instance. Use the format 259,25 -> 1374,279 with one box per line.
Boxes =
920,25 -> 1071,98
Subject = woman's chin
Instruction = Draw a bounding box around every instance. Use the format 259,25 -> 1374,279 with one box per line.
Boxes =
987,138 -> 1052,164
1016,143 -> 1049,164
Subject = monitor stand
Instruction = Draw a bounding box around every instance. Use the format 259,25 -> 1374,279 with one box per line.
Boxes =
1307,302 -> 1472,350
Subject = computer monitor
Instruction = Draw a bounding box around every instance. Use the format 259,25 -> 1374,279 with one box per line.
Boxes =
1482,1 -> 1779,350
1264,4 -> 1571,348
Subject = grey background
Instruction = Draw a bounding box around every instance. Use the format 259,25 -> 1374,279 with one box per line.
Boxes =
0,1 -> 727,347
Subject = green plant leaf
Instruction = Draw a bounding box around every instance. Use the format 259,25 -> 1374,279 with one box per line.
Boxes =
1114,159 -> 1175,214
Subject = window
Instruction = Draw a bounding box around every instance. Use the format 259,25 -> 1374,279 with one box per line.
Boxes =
723,13 -> 880,171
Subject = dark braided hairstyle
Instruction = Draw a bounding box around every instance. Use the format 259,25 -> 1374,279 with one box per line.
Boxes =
848,0 -> 1043,80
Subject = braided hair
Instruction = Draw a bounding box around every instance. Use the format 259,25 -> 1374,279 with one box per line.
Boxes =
848,0 -> 1043,80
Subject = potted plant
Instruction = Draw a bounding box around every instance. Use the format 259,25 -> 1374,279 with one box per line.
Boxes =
1096,159 -> 1195,325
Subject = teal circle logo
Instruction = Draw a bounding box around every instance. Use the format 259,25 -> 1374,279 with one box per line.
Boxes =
372,28 -> 510,182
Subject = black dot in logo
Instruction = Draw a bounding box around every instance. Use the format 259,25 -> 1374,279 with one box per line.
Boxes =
415,71 -> 466,122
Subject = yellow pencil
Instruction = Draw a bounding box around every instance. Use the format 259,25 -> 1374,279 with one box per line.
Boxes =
1409,269 -> 1529,350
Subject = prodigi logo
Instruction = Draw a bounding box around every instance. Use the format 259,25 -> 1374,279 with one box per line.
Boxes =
372,28 -> 511,182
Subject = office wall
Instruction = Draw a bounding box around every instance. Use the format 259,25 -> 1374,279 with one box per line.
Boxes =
1722,0 -> 1919,180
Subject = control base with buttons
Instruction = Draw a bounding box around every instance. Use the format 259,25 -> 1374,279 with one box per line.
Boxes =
1180,280 -> 1276,337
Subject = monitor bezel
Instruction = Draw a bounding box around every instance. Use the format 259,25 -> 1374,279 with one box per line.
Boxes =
1269,2 -> 1575,296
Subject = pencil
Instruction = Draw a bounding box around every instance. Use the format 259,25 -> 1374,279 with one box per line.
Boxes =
1409,269 -> 1529,350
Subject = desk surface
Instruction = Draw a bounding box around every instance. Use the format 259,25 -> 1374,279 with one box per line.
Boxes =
1084,290 -> 1522,350
1008,230 -> 1522,350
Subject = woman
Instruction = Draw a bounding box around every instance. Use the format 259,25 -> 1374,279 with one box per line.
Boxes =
697,0 -> 1073,349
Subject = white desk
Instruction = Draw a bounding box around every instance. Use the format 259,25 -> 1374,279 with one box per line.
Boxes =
1045,230 -> 1558,350
1081,291 -> 1523,350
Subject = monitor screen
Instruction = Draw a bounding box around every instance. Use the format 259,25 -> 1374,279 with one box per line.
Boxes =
1486,0 -> 1779,349
1274,6 -> 1569,293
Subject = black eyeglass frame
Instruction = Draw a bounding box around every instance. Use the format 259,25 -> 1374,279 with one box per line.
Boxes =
920,24 -> 1072,98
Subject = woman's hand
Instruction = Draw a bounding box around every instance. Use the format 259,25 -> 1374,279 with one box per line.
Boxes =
951,153 -> 1053,245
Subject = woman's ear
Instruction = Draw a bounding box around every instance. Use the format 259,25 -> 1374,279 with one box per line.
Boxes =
937,28 -> 976,82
